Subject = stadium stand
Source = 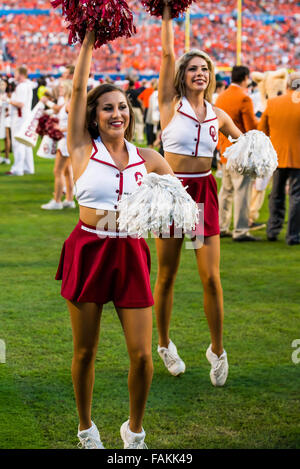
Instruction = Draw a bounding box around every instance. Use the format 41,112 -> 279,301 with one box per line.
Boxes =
0,0 -> 299,76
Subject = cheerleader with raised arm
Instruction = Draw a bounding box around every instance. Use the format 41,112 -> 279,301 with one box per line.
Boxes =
55,28 -> 179,449
153,2 -> 243,385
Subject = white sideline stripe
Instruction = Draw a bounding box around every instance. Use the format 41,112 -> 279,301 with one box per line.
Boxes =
175,170 -> 212,178
81,225 -> 129,237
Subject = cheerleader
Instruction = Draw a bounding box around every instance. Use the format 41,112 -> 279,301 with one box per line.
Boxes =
0,78 -> 11,165
154,3 -> 242,385
56,30 -> 174,449
41,80 -> 74,210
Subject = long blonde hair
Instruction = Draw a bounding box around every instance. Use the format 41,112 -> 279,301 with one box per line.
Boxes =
174,49 -> 216,103
61,80 -> 73,100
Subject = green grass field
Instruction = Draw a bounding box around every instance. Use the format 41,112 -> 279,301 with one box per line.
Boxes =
0,147 -> 299,449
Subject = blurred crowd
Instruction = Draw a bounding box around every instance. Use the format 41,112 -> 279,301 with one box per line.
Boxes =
0,0 -> 299,75
1,57 -> 300,244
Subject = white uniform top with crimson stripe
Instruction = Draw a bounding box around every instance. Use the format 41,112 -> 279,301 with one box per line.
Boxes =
75,136 -> 147,211
161,96 -> 218,157
10,80 -> 33,131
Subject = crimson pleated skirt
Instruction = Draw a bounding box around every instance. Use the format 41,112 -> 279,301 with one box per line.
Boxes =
175,171 -> 220,238
55,220 -> 154,308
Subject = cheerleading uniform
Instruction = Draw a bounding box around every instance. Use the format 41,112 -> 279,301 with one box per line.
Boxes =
57,103 -> 69,157
162,96 -> 220,237
10,80 -> 35,176
56,136 -> 154,308
0,97 -> 6,139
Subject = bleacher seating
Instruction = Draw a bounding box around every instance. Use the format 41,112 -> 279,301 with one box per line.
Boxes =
0,0 -> 299,76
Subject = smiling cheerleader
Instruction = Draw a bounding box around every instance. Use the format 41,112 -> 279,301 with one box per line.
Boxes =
54,12 -> 198,447
150,1 -> 245,384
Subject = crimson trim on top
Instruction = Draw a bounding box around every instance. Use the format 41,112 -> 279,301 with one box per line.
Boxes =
90,139 -> 119,169
177,102 -> 218,125
136,148 -> 146,162
202,117 -> 218,124
118,172 -> 124,202
177,102 -> 199,124
90,139 -> 145,171
194,125 -> 201,157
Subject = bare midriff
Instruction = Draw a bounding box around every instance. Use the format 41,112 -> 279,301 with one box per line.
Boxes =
79,153 -> 212,227
80,206 -> 119,230
165,152 -> 212,173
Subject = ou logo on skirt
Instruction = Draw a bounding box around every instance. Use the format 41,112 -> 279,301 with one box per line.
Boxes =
135,172 -> 143,186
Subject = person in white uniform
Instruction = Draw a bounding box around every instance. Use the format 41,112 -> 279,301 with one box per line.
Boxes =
0,78 -> 11,165
154,3 -> 242,386
7,66 -> 34,176
1,80 -> 14,165
56,30 -> 175,450
41,80 -> 75,210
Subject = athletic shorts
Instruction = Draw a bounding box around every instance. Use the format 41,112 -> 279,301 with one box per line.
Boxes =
55,220 -> 154,308
175,170 -> 220,238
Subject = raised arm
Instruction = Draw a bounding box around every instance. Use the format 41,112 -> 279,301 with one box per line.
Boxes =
158,3 -> 177,128
67,31 -> 95,154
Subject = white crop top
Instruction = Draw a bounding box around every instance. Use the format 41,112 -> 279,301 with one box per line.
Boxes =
74,136 -> 147,211
57,103 -> 68,137
161,96 -> 219,157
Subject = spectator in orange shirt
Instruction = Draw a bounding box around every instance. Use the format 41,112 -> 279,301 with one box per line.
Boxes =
138,79 -> 156,120
259,72 -> 300,245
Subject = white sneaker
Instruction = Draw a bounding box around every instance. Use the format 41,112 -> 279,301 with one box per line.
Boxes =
157,340 -> 186,376
41,199 -> 63,210
77,421 -> 105,449
0,157 -> 11,164
62,199 -> 76,208
206,344 -> 228,386
120,420 -> 147,449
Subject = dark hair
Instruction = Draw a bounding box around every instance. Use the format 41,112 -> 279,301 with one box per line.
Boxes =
17,66 -> 28,78
231,66 -> 250,84
215,80 -> 225,90
37,76 -> 47,87
86,84 -> 135,141
6,81 -> 16,94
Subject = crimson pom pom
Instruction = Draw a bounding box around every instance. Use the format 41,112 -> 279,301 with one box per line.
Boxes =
37,115 -> 64,141
48,127 -> 65,142
36,115 -> 50,137
51,0 -> 136,48
140,0 -> 194,18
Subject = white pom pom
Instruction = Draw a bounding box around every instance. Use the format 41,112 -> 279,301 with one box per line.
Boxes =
117,173 -> 200,237
224,130 -> 278,178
